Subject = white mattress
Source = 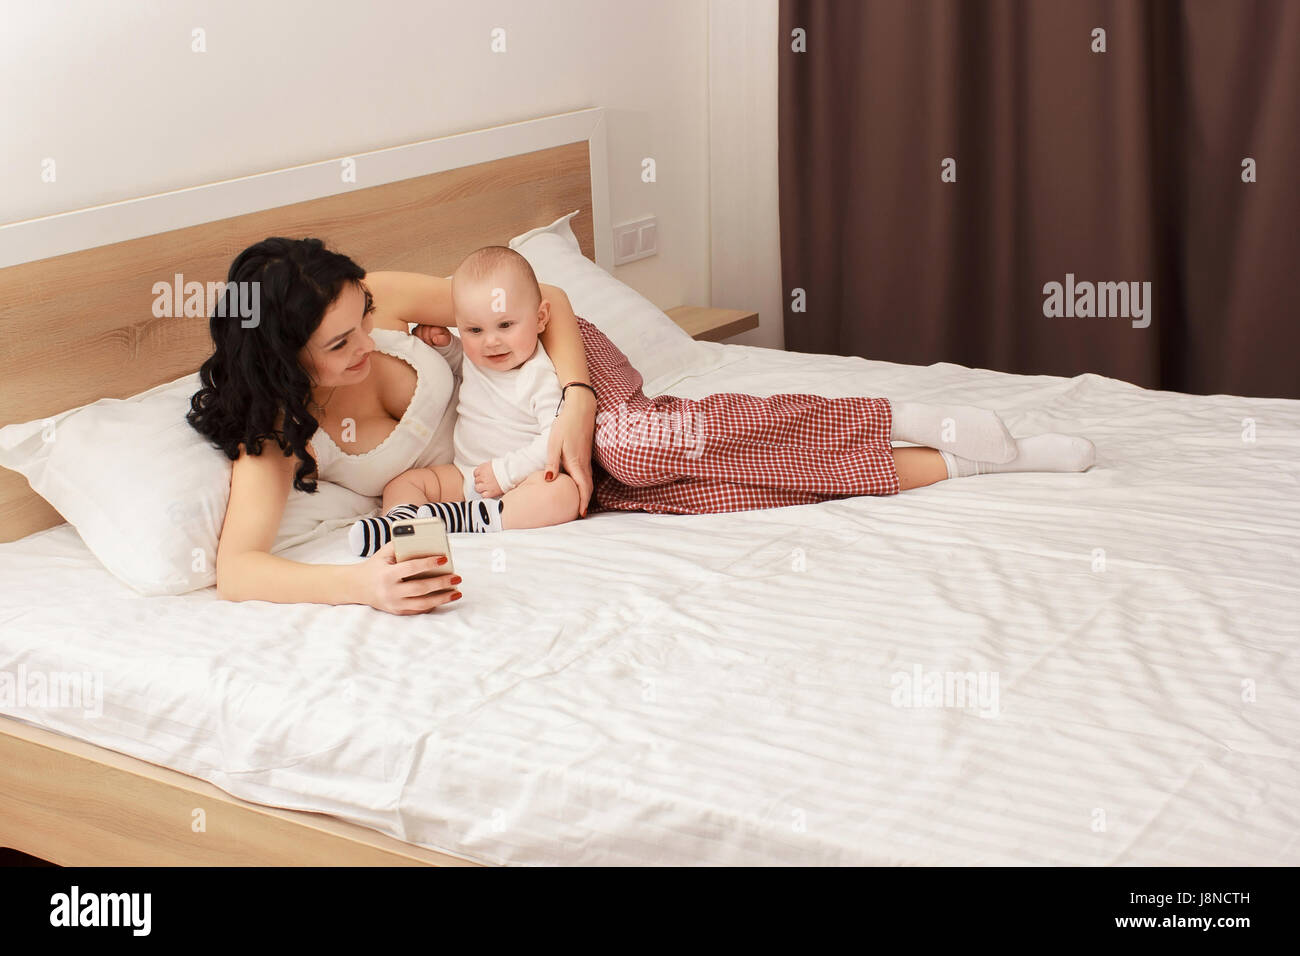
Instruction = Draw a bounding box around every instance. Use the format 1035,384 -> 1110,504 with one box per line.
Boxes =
2,342 -> 1298,866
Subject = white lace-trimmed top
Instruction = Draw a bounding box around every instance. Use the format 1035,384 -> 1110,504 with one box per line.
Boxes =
308,327 -> 460,497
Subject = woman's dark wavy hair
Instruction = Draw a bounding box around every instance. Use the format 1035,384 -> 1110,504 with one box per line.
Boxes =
186,237 -> 368,493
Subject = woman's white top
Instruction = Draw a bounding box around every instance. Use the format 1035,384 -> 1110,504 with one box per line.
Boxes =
308,327 -> 459,497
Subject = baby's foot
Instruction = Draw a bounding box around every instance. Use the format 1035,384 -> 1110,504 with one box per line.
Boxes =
348,500 -> 507,556
348,504 -> 420,556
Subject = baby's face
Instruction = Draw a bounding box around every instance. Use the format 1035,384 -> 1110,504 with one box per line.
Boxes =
453,273 -> 548,371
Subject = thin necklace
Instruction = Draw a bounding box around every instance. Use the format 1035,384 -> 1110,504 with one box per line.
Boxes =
310,386 -> 338,415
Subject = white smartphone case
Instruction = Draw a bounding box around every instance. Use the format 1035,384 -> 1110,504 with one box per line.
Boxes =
391,516 -> 456,582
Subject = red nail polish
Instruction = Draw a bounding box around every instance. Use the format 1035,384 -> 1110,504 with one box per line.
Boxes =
449,576 -> 462,585
450,591 -> 462,600
545,471 -> 553,480
437,557 -> 447,565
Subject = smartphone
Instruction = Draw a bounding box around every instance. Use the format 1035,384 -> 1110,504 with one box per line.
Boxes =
391,516 -> 456,584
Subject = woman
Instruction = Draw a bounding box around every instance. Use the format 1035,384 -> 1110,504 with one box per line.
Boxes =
190,236 -> 1093,615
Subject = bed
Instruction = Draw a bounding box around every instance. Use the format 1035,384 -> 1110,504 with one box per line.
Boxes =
2,110 -> 1298,866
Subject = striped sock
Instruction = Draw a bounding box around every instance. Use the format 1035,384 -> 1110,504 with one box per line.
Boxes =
348,500 -> 505,557
414,499 -> 505,534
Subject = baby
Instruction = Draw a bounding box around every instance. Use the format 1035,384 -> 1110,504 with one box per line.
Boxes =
348,246 -> 581,556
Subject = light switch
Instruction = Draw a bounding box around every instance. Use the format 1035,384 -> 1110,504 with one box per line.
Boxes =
612,215 -> 658,265
617,228 -> 638,260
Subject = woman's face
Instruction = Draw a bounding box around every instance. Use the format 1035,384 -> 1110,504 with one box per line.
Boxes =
299,281 -> 376,390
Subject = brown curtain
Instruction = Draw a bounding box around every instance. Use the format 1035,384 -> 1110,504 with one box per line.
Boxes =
778,0 -> 1300,399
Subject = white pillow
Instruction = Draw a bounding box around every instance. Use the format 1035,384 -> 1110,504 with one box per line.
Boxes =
507,210 -> 730,394
0,374 -> 379,596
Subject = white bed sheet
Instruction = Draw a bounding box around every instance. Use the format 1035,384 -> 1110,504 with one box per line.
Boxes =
2,342 -> 1298,866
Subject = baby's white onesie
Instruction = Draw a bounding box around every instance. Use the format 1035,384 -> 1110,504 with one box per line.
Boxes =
433,332 -> 562,500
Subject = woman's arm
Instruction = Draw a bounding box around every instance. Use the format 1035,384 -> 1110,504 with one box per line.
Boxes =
215,443 -> 459,613
215,444 -> 366,603
537,284 -> 596,516
367,269 -> 586,383
363,271 -> 455,332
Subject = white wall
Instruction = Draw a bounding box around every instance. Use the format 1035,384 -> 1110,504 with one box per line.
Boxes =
708,0 -> 784,349
0,0 -> 783,349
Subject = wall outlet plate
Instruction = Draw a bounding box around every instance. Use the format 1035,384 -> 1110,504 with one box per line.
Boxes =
612,215 -> 657,265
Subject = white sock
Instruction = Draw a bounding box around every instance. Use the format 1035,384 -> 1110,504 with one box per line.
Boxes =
938,434 -> 1096,479
890,401 -> 1018,463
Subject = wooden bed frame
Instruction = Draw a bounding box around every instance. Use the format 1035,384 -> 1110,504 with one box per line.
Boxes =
0,108 -> 612,865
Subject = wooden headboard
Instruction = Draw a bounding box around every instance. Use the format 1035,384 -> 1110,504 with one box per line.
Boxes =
0,109 -> 610,541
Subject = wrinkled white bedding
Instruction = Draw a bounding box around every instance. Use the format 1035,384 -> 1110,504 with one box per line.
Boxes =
2,342 -> 1297,865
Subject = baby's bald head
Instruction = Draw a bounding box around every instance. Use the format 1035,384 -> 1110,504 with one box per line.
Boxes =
451,245 -> 542,318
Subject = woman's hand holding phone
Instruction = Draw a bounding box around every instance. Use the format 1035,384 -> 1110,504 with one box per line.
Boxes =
354,541 -> 462,615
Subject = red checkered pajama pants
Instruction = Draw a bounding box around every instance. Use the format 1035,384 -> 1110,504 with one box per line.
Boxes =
575,316 -> 901,515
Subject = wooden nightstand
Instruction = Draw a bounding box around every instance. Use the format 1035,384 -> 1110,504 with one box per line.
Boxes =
665,306 -> 759,342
